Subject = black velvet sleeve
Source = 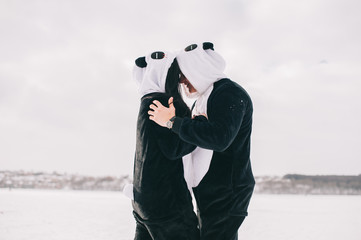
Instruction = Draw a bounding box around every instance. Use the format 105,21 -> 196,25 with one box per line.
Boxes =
172,84 -> 246,152
152,122 -> 196,160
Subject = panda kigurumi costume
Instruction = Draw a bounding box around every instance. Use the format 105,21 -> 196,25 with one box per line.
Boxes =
167,42 -> 256,240
129,50 -> 199,240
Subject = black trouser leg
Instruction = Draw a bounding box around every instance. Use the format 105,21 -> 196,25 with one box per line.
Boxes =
133,210 -> 199,240
134,217 -> 153,240
147,211 -> 199,240
200,215 -> 245,240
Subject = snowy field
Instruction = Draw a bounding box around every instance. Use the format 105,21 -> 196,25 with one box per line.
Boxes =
0,189 -> 360,240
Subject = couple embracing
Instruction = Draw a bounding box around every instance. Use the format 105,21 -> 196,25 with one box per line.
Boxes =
125,42 -> 255,240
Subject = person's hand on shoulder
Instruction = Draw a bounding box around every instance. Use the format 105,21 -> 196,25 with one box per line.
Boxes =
149,97 -> 176,127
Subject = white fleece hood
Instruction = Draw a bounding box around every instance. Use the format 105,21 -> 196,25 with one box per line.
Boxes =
133,51 -> 177,97
176,42 -> 227,94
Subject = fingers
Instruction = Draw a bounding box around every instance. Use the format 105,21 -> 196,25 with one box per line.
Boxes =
168,97 -> 173,106
149,104 -> 158,111
152,100 -> 162,107
148,110 -> 155,121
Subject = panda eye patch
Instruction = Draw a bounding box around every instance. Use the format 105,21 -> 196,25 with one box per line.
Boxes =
151,51 -> 165,59
185,44 -> 197,52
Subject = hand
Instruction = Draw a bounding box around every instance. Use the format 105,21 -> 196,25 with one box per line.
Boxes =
148,97 -> 176,127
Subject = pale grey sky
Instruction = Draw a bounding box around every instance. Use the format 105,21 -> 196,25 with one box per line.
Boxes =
1,0 -> 360,177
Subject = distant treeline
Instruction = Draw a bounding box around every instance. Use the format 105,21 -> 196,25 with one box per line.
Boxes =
1,171 -> 361,195
0,170 -> 131,191
255,174 -> 361,195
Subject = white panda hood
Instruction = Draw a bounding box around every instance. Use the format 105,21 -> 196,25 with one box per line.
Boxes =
176,42 -> 227,95
133,51 -> 177,97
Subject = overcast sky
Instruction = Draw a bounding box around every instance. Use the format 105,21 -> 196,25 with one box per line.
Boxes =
1,0 -> 360,177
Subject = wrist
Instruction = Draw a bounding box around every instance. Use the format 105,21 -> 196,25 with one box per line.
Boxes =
171,117 -> 182,134
166,116 -> 176,129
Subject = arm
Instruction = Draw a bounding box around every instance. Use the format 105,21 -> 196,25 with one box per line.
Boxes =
152,123 -> 196,160
150,85 -> 246,152
147,96 -> 196,160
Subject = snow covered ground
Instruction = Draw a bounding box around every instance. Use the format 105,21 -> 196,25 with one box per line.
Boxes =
0,189 -> 360,240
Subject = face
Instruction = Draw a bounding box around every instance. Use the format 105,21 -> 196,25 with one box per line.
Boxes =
179,73 -> 197,93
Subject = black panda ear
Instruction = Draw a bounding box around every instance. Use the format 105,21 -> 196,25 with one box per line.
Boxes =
203,42 -> 214,50
135,57 -> 147,68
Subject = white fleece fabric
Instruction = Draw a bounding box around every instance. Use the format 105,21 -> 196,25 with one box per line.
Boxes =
178,42 -> 228,191
177,43 -> 226,94
133,51 -> 177,96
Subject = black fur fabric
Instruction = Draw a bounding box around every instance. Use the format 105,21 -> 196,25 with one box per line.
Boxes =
171,78 -> 255,238
135,56 -> 147,68
132,93 -> 196,221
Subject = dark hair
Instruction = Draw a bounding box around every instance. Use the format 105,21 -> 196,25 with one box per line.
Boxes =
165,59 -> 191,118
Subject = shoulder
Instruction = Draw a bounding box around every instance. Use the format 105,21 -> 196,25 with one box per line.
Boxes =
139,93 -> 169,120
211,78 -> 252,103
138,93 -> 170,131
141,93 -> 168,107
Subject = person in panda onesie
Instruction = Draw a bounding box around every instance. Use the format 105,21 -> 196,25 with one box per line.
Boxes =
148,42 -> 255,240
130,51 -> 199,240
